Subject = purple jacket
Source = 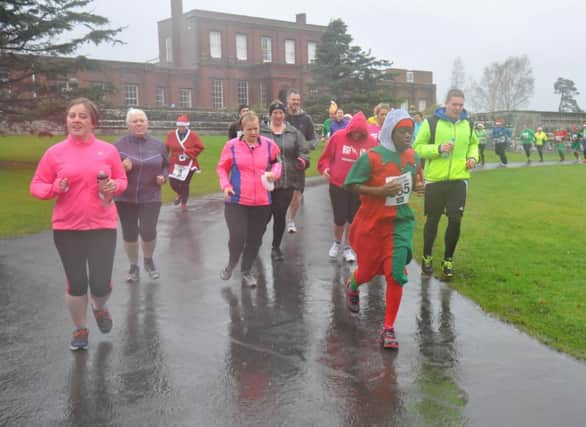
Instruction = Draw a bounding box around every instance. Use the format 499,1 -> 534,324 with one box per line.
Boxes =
115,134 -> 169,203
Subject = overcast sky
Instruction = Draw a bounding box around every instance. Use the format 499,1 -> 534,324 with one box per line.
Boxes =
76,0 -> 586,111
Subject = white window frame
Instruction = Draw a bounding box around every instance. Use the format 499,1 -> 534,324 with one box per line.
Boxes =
212,79 -> 224,109
285,39 -> 296,64
307,42 -> 317,63
259,81 -> 267,107
209,31 -> 222,59
165,37 -> 173,63
261,37 -> 272,63
406,71 -> 414,83
236,34 -> 247,61
179,89 -> 192,108
418,99 -> 427,113
125,84 -> 139,106
156,87 -> 166,107
237,80 -> 249,106
400,99 -> 409,110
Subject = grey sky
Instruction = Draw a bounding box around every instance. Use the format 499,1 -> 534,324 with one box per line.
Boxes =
80,0 -> 585,111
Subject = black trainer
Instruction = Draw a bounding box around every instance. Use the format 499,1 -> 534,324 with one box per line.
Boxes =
144,258 -> 160,280
271,247 -> 284,261
126,264 -> 140,283
92,307 -> 113,334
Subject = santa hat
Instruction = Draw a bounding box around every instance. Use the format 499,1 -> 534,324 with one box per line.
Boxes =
176,115 -> 190,127
495,118 -> 503,126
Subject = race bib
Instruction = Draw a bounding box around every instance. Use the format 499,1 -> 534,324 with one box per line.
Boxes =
169,163 -> 191,181
385,172 -> 413,206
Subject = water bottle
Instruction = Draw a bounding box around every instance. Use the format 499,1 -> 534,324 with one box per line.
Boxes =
442,138 -> 455,158
97,171 -> 113,205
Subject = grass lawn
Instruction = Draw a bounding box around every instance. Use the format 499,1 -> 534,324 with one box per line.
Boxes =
0,134 -> 324,237
412,164 -> 586,360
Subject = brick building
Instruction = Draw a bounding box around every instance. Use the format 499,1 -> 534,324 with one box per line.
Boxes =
2,0 -> 436,113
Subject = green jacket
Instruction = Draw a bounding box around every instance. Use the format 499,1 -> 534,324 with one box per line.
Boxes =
475,128 -> 488,145
413,108 -> 479,182
519,128 -> 535,145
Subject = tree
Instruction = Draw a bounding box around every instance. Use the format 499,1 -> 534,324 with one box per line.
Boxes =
450,57 -> 466,90
469,55 -> 534,112
554,77 -> 582,113
304,19 -> 393,121
0,0 -> 122,119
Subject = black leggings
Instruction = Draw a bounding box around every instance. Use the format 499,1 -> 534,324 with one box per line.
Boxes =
522,144 -> 532,159
270,188 -> 294,249
169,170 -> 196,204
53,229 -> 117,297
224,203 -> 271,273
116,201 -> 162,242
495,143 -> 508,164
478,144 -> 486,165
536,145 -> 544,161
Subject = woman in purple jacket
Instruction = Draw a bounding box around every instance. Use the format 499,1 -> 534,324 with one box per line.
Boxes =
115,108 -> 169,283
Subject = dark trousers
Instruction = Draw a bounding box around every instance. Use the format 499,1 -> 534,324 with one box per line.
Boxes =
224,203 -> 271,273
423,180 -> 467,260
270,188 -> 294,249
53,229 -> 117,297
116,201 -> 162,242
169,170 -> 196,204
495,143 -> 508,164
479,144 -> 486,165
522,144 -> 532,159
536,145 -> 544,161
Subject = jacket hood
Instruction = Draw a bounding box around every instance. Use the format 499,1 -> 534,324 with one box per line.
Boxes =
434,106 -> 468,123
343,112 -> 369,138
380,108 -> 413,152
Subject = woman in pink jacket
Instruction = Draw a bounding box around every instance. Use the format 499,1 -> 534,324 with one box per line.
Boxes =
317,112 -> 378,262
216,111 -> 282,287
30,98 -> 128,351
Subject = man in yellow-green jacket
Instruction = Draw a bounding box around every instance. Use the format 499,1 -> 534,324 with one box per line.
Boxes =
413,89 -> 478,279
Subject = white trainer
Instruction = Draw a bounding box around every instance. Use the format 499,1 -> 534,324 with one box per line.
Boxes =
343,246 -> 356,262
287,220 -> 297,233
328,241 -> 342,258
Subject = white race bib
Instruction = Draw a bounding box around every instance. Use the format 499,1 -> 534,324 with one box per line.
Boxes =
169,163 -> 191,181
385,172 -> 412,206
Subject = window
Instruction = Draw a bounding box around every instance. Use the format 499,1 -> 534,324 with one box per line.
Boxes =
237,80 -> 249,106
261,37 -> 272,63
285,40 -> 296,64
89,81 -> 106,90
236,34 -> 247,61
125,84 -> 139,106
406,71 -> 414,83
156,87 -> 166,107
212,80 -> 224,109
418,99 -> 427,113
165,37 -> 173,63
179,89 -> 192,108
307,42 -> 317,63
209,31 -> 222,58
259,81 -> 268,107
400,99 -> 409,110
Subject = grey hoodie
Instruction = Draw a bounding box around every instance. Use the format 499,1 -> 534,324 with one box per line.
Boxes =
379,108 -> 414,153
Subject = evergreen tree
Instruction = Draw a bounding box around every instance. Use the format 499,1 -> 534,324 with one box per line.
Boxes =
554,77 -> 582,113
304,19 -> 393,121
0,0 -> 122,119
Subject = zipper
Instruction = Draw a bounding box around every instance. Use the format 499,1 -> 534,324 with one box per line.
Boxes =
135,140 -> 143,203
447,123 -> 456,180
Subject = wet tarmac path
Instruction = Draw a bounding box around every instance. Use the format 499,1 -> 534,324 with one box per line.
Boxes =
1,168 -> 586,426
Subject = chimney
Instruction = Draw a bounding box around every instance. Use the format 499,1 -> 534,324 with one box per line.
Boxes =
295,13 -> 306,25
171,0 -> 183,67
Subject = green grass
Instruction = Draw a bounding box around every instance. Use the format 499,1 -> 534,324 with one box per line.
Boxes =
412,165 -> 586,360
0,134 -> 324,237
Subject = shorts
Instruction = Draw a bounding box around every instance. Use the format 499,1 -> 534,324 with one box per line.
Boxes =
424,180 -> 467,218
329,183 -> 360,226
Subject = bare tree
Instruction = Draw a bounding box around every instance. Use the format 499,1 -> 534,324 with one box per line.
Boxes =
469,55 -> 534,112
450,57 -> 466,90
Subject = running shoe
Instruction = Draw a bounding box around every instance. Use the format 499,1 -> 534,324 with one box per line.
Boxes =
271,247 -> 284,262
126,264 -> 140,283
173,195 -> 181,206
92,307 -> 112,334
421,256 -> 433,276
70,328 -> 89,351
442,258 -> 454,279
220,263 -> 235,280
181,203 -> 187,210
242,272 -> 257,288
346,279 -> 360,313
343,246 -> 356,262
328,241 -> 342,258
379,328 -> 399,350
287,220 -> 297,233
144,258 -> 160,280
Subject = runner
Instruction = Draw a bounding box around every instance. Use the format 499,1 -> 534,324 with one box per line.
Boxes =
317,112 -> 378,262
534,126 -> 548,162
519,126 -> 535,164
570,126 -> 582,163
343,108 -> 424,349
475,123 -> 488,167
492,119 -> 510,167
553,128 -> 567,162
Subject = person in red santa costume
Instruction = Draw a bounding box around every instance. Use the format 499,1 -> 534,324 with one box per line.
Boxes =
165,115 -> 205,209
